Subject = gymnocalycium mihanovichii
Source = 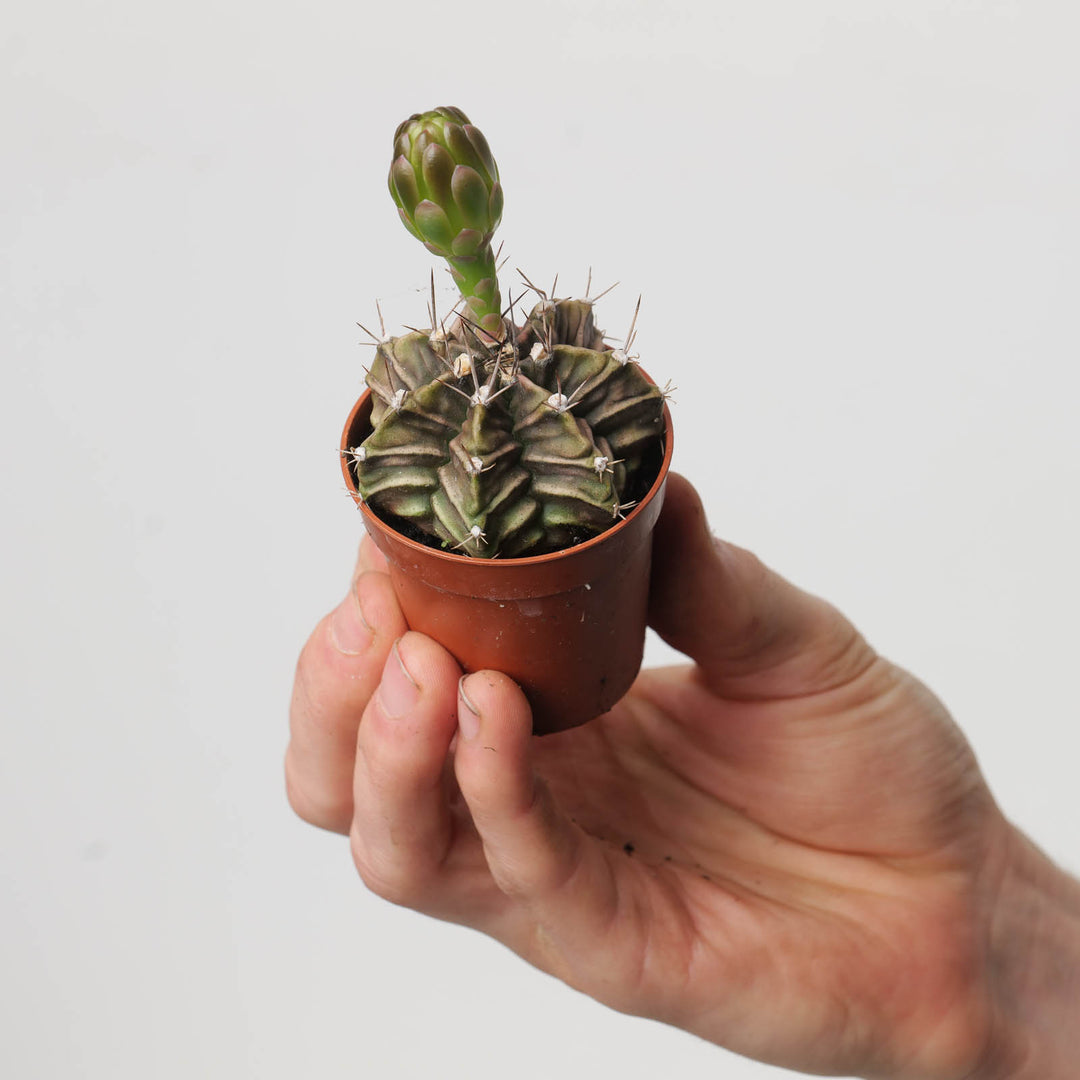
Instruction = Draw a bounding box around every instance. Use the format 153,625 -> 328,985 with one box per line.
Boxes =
346,106 -> 668,559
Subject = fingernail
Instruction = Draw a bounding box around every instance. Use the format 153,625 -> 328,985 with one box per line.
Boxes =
378,638 -> 419,717
457,674 -> 480,740
329,581 -> 374,656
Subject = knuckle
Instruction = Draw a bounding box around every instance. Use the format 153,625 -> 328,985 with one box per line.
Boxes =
284,755 -> 352,834
490,855 -> 566,902
487,861 -> 534,900
349,830 -> 427,908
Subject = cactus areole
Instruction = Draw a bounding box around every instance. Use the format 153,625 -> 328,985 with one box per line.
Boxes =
340,107 -> 673,732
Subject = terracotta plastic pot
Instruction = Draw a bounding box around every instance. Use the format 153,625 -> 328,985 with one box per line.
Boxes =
340,391 -> 674,734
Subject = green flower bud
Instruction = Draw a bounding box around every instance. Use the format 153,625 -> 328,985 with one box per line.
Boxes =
388,107 -> 504,336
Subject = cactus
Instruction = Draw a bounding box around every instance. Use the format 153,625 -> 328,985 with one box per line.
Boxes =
347,107 -> 666,559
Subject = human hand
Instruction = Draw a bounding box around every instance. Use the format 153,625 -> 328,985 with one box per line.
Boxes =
286,474 -> 1078,1079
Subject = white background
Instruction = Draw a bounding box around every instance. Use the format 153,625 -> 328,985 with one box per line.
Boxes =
3,2 -> 1078,1077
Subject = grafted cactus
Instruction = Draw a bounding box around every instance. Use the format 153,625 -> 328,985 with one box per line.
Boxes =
348,107 -> 666,559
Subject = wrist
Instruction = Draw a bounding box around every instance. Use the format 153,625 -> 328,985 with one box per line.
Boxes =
977,825 -> 1080,1079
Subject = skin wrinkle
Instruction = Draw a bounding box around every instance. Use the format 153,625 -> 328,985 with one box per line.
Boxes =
706,608 -> 878,704
605,857 -> 685,1015
699,880 -> 979,1077
435,767 -> 474,872
559,668 -> 1004,1072
505,768 -> 717,1002
848,883 -> 995,1077
702,826 -> 931,946
515,851 -> 614,993
437,846 -> 511,928
550,694 -> 970,1051
532,787 -> 594,901
478,776 -> 568,899
617,868 -> 662,1014
896,976 -> 992,1080
773,915 -> 869,1071
701,642 -> 894,716
634,863 -> 737,1024
383,794 -> 452,855
627,709 -> 847,871
678,893 -> 745,1030
552,693 -> 963,904
358,805 -> 475,914
887,890 -> 995,1053
608,728 -> 975,1000
634,663 -> 990,865
349,824 -> 407,906
673,883 -> 862,1069
974,830 -> 1080,1079
652,501 -> 877,702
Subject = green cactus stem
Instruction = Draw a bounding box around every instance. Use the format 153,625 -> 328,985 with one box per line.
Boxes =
350,109 -> 666,559
388,106 -> 505,339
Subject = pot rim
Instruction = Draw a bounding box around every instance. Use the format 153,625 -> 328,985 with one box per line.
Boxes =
340,388 -> 674,570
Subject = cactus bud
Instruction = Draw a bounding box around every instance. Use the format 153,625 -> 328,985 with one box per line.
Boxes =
389,107 -> 504,338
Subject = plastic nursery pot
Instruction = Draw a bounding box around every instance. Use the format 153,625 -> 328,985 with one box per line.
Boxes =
340,391 -> 674,735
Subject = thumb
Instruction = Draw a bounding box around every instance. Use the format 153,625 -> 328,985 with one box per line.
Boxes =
648,473 -> 874,699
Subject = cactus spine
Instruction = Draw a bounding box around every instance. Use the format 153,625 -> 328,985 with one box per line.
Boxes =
349,107 -> 665,559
